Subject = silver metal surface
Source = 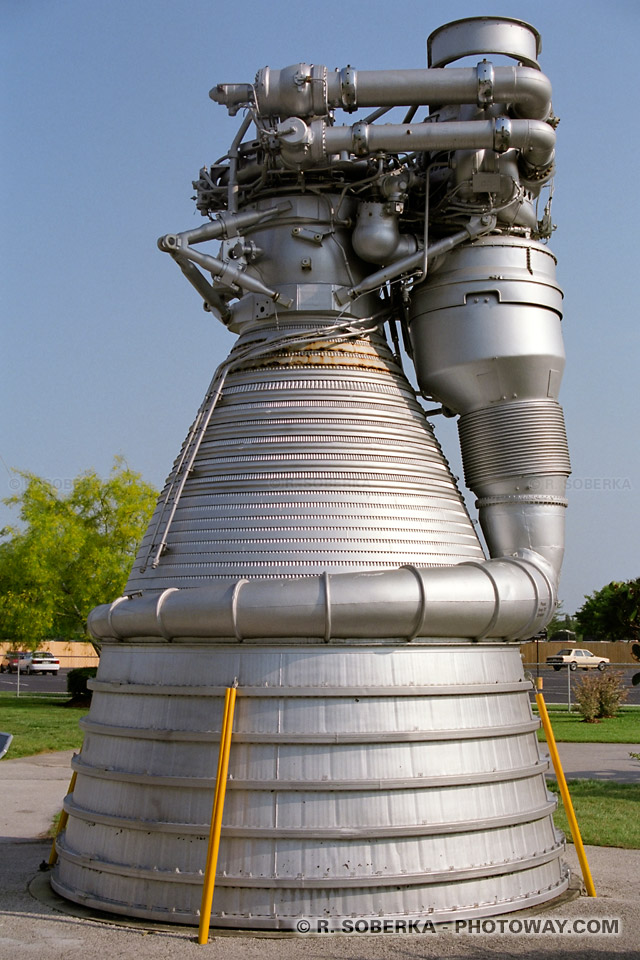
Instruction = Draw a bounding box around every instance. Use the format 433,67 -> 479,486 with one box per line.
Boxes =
55,15 -> 571,927
123,318 -> 483,591
408,236 -> 565,414
53,643 -> 567,928
427,17 -> 542,69
275,117 -> 555,172
214,65 -> 552,121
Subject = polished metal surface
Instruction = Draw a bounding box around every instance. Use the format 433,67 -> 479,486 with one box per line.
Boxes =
52,642 -> 567,927
427,17 -> 542,69
408,237 -> 565,415
55,15 -> 571,927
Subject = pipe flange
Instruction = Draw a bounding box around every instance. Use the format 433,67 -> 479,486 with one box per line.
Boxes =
476,495 -> 569,508
476,60 -> 495,107
351,122 -> 369,156
340,65 -> 357,113
493,116 -> 512,153
520,160 -> 555,183
310,64 -> 329,117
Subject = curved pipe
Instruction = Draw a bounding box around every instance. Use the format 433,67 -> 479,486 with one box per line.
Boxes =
279,118 -> 555,173
322,118 -> 555,169
335,216 -> 496,304
326,66 -> 552,121
213,65 -> 552,122
88,549 -> 556,644
351,202 -> 418,264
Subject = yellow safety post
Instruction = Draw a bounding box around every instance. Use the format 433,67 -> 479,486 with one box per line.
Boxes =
48,770 -> 77,866
198,684 -> 237,944
535,688 -> 597,897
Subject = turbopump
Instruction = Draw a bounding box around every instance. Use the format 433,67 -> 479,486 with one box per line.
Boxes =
53,17 -> 573,929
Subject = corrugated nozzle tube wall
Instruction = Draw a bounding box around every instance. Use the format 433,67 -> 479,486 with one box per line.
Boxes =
458,400 -> 571,489
53,16 -> 574,928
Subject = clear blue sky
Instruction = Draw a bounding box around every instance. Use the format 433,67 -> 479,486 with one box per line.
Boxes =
2,0 -> 639,617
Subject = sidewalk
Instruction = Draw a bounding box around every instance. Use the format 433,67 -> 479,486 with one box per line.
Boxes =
541,742 -> 640,783
0,749 -> 76,840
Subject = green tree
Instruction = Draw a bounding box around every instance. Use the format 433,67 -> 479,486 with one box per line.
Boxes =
575,578 -> 640,642
545,602 -> 581,639
0,458 -> 157,645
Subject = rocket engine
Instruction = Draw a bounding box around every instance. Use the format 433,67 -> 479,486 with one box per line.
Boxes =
53,17 -> 572,927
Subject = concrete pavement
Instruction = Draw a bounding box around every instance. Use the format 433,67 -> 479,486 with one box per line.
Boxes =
0,744 -> 638,958
0,749 -> 76,841
541,742 -> 640,783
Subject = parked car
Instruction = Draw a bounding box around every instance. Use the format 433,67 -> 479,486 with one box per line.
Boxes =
0,651 -> 30,673
23,651 -> 60,675
546,648 -> 610,671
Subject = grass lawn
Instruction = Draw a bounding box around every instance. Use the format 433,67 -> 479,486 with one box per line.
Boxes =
535,706 -> 640,743
549,779 -> 640,849
0,694 -> 86,759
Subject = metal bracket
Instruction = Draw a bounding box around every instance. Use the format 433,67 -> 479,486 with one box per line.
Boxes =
340,65 -> 357,112
158,203 -> 294,313
351,122 -> 369,156
493,117 -> 512,153
476,60 -> 495,107
291,226 -> 331,245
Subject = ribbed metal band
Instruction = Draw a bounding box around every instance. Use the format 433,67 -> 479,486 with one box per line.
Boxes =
458,399 -> 571,488
55,834 -> 562,887
88,678 -> 532,697
68,757 -> 549,792
79,715 -> 541,742
50,873 -> 570,929
126,328 -> 483,592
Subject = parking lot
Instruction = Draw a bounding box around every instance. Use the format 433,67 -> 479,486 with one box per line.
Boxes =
0,667 -> 74,696
525,665 -> 640,706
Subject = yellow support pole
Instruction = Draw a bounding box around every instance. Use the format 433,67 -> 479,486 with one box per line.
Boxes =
198,684 -> 237,945
535,686 -> 597,897
48,770 -> 77,866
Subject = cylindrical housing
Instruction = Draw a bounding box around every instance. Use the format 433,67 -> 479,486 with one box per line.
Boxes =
427,17 -> 541,69
52,642 -> 568,928
409,236 -> 564,414
409,237 -> 569,578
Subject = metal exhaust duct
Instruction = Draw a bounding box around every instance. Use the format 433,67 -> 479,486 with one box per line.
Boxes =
53,16 -> 572,928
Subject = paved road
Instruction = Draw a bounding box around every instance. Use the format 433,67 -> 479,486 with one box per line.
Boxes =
2,664 -> 639,707
526,666 -> 640,706
0,667 -> 73,696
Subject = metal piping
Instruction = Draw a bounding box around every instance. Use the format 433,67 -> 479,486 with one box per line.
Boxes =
335,216 -> 496,304
277,117 -> 555,172
212,64 -> 552,121
88,549 -> 555,642
328,67 -> 553,119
